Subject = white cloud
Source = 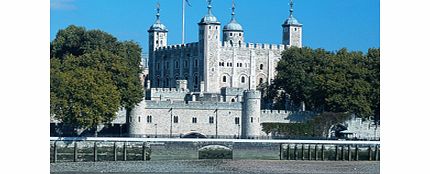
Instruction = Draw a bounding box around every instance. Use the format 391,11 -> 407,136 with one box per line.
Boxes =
50,0 -> 77,10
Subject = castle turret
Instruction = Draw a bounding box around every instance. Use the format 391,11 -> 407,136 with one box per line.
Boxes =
223,0 -> 244,47
241,90 -> 261,138
282,0 -> 302,48
148,3 -> 168,88
199,0 -> 221,93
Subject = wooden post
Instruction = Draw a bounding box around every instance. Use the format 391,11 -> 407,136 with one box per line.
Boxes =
368,146 -> 372,161
321,144 -> 325,161
301,144 -> 305,160
74,141 -> 78,162
307,144 -> 311,160
113,142 -> 117,161
294,144 -> 298,160
335,145 -> 338,161
341,146 -> 344,161
286,144 -> 290,160
53,142 -> 57,163
355,145 -> 359,161
348,145 -> 351,161
314,144 -> 318,160
375,145 -> 379,161
123,142 -> 127,161
279,144 -> 283,160
93,141 -> 97,162
142,142 -> 147,161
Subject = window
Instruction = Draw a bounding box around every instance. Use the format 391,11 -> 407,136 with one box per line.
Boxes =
174,116 -> 178,123
260,64 -> 264,70
175,61 -> 179,69
156,40 -> 159,44
194,75 -> 198,85
294,28 -> 298,31
230,33 -> 233,36
192,117 -> 197,123
250,117 -> 253,123
239,33 -> 242,36
241,76 -> 246,83
235,117 -> 240,125
185,60 -> 188,68
209,116 -> 214,124
231,98 -> 235,102
147,115 -> 152,123
259,78 -> 264,84
223,76 -> 227,82
129,116 -> 132,123
195,59 -> 198,67
166,78 -> 169,87
138,116 -> 141,122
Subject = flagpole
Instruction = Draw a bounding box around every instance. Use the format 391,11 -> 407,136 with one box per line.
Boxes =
182,0 -> 185,44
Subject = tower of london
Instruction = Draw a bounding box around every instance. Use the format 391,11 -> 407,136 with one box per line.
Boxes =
129,0 -> 313,138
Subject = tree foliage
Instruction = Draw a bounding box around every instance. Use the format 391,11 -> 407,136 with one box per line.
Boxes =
273,47 -> 380,119
50,25 -> 144,130
262,112 -> 350,137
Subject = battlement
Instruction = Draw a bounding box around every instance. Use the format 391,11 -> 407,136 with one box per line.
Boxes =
243,89 -> 261,99
150,88 -> 189,93
144,100 -> 242,110
156,42 -> 199,51
222,42 -> 286,50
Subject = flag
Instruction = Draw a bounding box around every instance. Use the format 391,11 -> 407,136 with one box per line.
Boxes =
185,0 -> 192,7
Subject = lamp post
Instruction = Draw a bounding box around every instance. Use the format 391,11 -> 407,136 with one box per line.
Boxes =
169,107 -> 173,138
215,103 -> 218,139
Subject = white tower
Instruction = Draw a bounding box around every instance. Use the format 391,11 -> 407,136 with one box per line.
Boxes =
282,0 -> 302,48
148,3 -> 168,88
241,90 -> 262,138
223,0 -> 244,47
198,0 -> 221,93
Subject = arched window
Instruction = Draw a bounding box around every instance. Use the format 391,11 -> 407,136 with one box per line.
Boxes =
194,59 -> 198,67
260,64 -> 264,70
231,98 -> 235,102
238,41 -> 242,46
194,75 -> 198,85
241,76 -> 246,83
223,76 -> 227,82
259,78 -> 264,84
166,78 -> 169,87
230,40 -> 233,46
175,61 -> 179,69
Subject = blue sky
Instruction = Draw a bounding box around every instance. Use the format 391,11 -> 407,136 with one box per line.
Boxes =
50,0 -> 380,53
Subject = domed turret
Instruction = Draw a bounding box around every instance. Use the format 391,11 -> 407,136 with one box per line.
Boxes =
199,0 -> 220,25
282,0 -> 302,48
148,3 -> 168,32
223,1 -> 244,46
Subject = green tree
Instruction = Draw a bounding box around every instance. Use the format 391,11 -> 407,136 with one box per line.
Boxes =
50,25 -> 144,135
273,47 -> 379,119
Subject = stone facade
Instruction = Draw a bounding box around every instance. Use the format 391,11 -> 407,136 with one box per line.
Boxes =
130,1 -> 308,138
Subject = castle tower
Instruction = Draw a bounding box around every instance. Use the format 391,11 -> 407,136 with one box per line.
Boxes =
198,0 -> 221,93
148,3 -> 168,88
241,90 -> 261,138
223,0 -> 244,47
282,0 -> 302,48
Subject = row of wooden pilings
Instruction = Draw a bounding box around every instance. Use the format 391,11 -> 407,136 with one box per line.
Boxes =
52,141 -> 148,163
279,144 -> 380,161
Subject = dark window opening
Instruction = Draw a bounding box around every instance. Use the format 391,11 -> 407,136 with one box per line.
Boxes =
209,117 -> 214,124
250,117 -> 253,123
174,116 -> 178,123
192,117 -> 197,123
147,115 -> 152,123
241,76 -> 245,83
223,76 -> 227,82
235,117 -> 240,125
260,64 -> 263,70
259,78 -> 264,84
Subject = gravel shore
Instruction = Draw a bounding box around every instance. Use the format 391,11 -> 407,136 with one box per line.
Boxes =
50,160 -> 379,174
